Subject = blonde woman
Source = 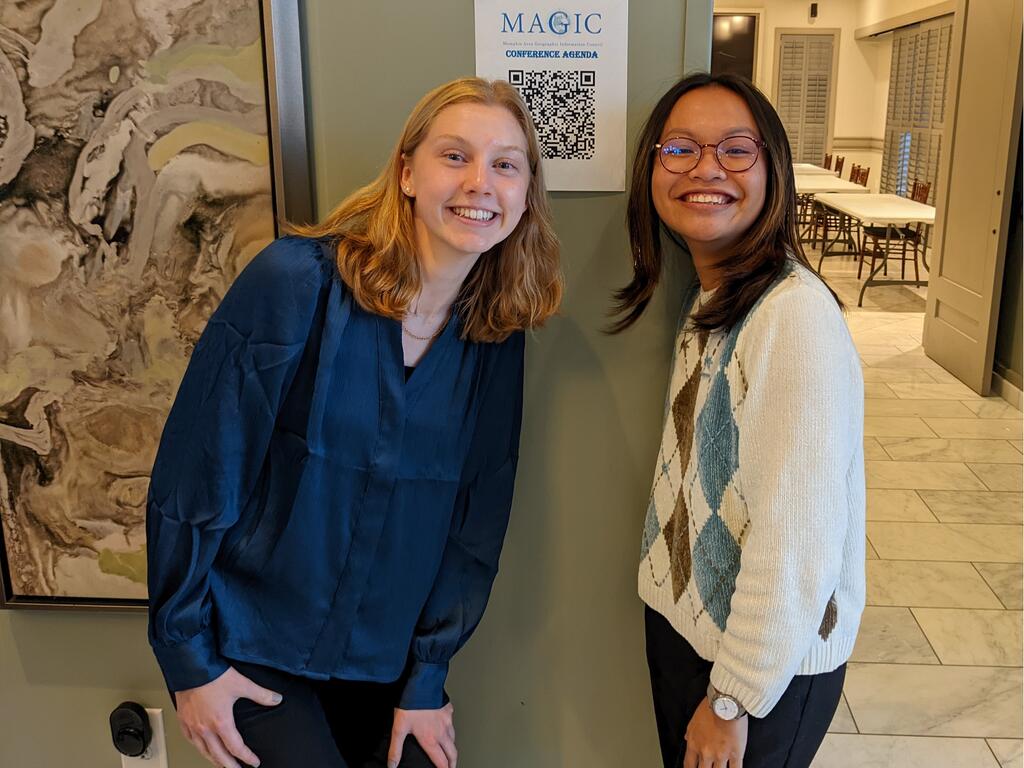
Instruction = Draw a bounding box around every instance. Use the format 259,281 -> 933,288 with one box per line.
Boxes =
147,78 -> 561,768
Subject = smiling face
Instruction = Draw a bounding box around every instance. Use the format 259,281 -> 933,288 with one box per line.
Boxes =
401,102 -> 530,266
652,85 -> 768,268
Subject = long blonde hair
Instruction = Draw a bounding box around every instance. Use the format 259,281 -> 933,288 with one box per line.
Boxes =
290,77 -> 562,343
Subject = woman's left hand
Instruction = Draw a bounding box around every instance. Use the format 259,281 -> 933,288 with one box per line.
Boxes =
683,697 -> 749,767
387,702 -> 457,768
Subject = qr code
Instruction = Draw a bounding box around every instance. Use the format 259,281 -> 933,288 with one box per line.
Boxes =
509,69 -> 596,161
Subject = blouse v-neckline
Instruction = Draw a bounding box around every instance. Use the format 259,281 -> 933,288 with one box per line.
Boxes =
385,312 -> 459,394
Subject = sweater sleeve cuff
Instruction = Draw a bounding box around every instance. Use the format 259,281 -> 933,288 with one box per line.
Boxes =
709,664 -> 783,719
399,660 -> 449,710
151,627 -> 229,693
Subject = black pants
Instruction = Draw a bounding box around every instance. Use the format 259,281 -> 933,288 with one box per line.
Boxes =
645,606 -> 844,768
227,660 -> 437,768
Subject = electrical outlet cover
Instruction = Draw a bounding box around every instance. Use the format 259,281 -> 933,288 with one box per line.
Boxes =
121,709 -> 168,768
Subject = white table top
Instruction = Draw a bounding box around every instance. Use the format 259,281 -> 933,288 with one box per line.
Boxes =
793,163 -> 837,176
795,175 -> 869,194
816,193 -> 936,225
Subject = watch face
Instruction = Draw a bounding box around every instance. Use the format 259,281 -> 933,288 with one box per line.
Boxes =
713,696 -> 739,720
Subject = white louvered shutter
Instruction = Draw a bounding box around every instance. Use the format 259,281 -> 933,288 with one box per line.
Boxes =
776,34 -> 835,164
880,16 -> 954,203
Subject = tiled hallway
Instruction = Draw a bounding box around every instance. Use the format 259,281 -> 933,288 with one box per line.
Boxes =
808,254 -> 1023,767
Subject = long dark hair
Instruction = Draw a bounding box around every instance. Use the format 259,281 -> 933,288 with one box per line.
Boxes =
610,72 -> 839,334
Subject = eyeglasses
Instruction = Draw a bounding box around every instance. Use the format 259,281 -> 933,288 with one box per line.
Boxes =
654,136 -> 767,174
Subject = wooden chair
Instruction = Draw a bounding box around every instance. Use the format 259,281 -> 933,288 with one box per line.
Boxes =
855,166 -> 871,186
905,179 -> 932,270
823,153 -> 833,170
810,165 -> 857,260
797,192 -> 817,242
908,178 -> 931,205
839,164 -> 864,249
859,178 -> 931,281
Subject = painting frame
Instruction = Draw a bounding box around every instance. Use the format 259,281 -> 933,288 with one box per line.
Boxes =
0,0 -> 313,611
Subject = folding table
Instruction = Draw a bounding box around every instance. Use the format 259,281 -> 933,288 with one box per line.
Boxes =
793,163 -> 838,176
814,193 -> 937,306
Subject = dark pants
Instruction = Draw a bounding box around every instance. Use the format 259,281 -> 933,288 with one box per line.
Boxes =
645,606 -> 844,768
227,660 -> 437,768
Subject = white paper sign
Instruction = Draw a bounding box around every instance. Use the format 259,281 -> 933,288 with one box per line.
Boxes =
474,2 -> 628,191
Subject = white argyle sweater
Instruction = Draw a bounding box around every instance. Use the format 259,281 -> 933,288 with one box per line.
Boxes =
638,260 -> 865,718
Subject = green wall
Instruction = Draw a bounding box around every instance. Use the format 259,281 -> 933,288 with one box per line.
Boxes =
0,2 -> 707,766
304,2 -> 701,764
0,610 -> 201,767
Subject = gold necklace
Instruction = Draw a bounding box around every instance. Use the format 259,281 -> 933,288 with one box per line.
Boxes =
402,310 -> 450,341
401,321 -> 443,341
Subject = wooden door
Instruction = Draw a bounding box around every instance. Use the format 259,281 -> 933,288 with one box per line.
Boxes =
923,0 -> 1023,393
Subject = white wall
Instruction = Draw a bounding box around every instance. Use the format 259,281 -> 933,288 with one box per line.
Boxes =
859,0 -> 950,27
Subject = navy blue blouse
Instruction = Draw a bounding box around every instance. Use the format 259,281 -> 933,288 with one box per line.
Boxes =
146,236 -> 524,709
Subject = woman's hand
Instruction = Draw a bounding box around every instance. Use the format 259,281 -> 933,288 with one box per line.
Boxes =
175,666 -> 283,768
387,702 -> 457,768
683,697 -> 748,768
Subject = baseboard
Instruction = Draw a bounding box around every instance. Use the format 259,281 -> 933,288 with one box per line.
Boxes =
991,370 -> 1023,411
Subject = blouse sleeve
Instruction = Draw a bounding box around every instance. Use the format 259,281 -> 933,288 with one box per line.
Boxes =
146,238 -> 326,692
710,286 -> 863,717
399,332 -> 526,709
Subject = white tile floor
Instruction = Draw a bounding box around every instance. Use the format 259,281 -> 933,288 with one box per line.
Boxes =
807,251 -> 1024,768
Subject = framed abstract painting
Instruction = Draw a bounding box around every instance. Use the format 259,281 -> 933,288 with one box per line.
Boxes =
0,0 -> 312,608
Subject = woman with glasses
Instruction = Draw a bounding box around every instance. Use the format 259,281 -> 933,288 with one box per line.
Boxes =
611,72 -> 864,768
146,78 -> 562,768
